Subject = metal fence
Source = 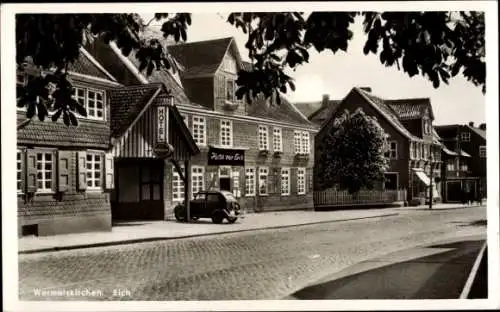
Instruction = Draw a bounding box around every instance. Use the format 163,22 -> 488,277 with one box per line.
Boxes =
314,188 -> 407,207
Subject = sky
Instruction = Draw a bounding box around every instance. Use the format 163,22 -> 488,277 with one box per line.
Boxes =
146,13 -> 486,126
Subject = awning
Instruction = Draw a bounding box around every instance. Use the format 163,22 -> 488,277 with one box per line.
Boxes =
413,168 -> 430,186
459,150 -> 471,157
441,146 -> 458,156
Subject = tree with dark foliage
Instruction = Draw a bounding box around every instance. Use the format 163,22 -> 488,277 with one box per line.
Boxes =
315,108 -> 389,195
16,12 -> 485,128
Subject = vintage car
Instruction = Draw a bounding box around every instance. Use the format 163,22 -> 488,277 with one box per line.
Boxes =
174,190 -> 242,224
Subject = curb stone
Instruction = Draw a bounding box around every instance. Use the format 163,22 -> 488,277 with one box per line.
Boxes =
19,212 -> 399,255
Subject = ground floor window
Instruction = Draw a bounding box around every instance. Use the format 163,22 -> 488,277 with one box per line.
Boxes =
86,152 -> 102,190
281,167 -> 290,196
192,166 -> 205,197
258,167 -> 268,195
172,167 -> 185,202
36,151 -> 53,192
245,167 -> 256,196
297,167 -> 306,195
17,150 -> 23,192
384,173 -> 398,190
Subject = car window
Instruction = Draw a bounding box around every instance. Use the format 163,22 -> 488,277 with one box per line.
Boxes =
207,194 -> 220,203
221,191 -> 236,201
194,193 -> 206,200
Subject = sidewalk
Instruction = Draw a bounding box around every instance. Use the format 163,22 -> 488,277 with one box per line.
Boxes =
18,203 -> 484,254
19,208 -> 400,254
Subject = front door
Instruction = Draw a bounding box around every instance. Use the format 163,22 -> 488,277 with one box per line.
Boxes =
220,178 -> 231,191
112,159 -> 164,221
219,166 -> 231,191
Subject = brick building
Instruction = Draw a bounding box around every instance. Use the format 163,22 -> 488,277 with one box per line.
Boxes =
17,47 -> 199,236
299,87 -> 443,205
87,36 -> 317,214
435,123 -> 486,202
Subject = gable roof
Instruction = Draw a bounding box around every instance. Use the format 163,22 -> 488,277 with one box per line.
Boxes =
466,124 -> 486,140
168,37 -> 234,77
246,93 -> 313,126
109,83 -> 164,138
386,98 -> 435,120
294,101 -> 323,119
67,48 -> 117,82
307,100 -> 342,126
355,88 -> 421,141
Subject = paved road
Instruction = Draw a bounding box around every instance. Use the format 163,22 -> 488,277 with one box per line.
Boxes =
18,206 -> 486,301
288,239 -> 485,299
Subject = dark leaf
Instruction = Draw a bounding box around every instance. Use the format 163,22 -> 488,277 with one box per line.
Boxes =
51,108 -> 63,122
27,102 -> 36,119
63,111 -> 70,126
69,111 -> 78,126
74,100 -> 88,117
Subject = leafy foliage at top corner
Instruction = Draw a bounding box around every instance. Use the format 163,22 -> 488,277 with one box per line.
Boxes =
315,108 -> 390,194
16,11 -> 485,128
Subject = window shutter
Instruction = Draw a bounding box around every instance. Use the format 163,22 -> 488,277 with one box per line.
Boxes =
77,151 -> 87,191
290,168 -> 297,195
104,152 -> 114,189
26,149 -> 37,193
19,149 -> 26,192
57,150 -> 71,192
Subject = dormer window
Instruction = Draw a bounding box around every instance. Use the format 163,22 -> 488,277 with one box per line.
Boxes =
423,119 -> 431,135
73,86 -> 106,121
226,79 -> 235,102
460,132 -> 470,142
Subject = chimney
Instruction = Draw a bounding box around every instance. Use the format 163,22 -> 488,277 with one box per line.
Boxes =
468,121 -> 474,127
479,123 -> 486,130
322,94 -> 330,108
359,86 -> 372,93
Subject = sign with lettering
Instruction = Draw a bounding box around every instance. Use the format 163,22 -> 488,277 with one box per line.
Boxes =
208,146 -> 245,166
157,106 -> 167,143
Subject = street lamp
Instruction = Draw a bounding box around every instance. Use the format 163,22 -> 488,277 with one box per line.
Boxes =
429,153 -> 433,210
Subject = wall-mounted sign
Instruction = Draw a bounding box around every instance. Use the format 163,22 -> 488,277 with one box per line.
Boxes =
208,146 -> 245,166
157,106 -> 167,143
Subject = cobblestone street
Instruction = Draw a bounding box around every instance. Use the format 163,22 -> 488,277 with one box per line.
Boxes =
18,206 -> 486,301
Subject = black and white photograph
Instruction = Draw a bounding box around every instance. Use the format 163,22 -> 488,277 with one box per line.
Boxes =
1,1 -> 499,311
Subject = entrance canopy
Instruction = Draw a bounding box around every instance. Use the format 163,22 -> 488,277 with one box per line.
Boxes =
412,168 -> 430,186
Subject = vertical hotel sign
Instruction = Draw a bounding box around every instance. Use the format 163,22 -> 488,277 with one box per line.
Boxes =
157,106 -> 167,143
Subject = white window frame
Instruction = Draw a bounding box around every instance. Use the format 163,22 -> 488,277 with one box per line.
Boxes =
86,152 -> 102,190
258,125 -> 269,151
479,145 -> 486,158
297,168 -> 306,195
172,166 -> 185,202
225,79 -> 235,102
192,116 -> 206,146
258,167 -> 269,196
273,127 -> 283,152
386,141 -> 397,159
220,119 -> 233,147
191,166 -> 205,198
301,131 -> 310,154
17,149 -> 23,193
447,159 -> 455,171
36,151 -> 54,193
460,132 -> 470,142
73,86 -> 106,121
280,167 -> 290,196
245,167 -> 256,197
294,130 -> 302,154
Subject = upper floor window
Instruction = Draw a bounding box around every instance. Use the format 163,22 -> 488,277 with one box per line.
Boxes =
36,151 -> 53,192
226,79 -> 235,102
258,125 -> 269,151
385,141 -> 397,159
73,87 -> 105,120
220,120 -> 233,147
273,128 -> 283,152
460,161 -> 468,172
192,116 -> 206,146
446,159 -> 455,171
479,145 -> 486,158
460,132 -> 470,142
423,119 -> 432,135
294,130 -> 310,154
222,57 -> 237,74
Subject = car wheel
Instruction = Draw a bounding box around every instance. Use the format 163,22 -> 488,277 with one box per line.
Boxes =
227,217 -> 238,224
211,213 -> 223,224
174,206 -> 186,222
